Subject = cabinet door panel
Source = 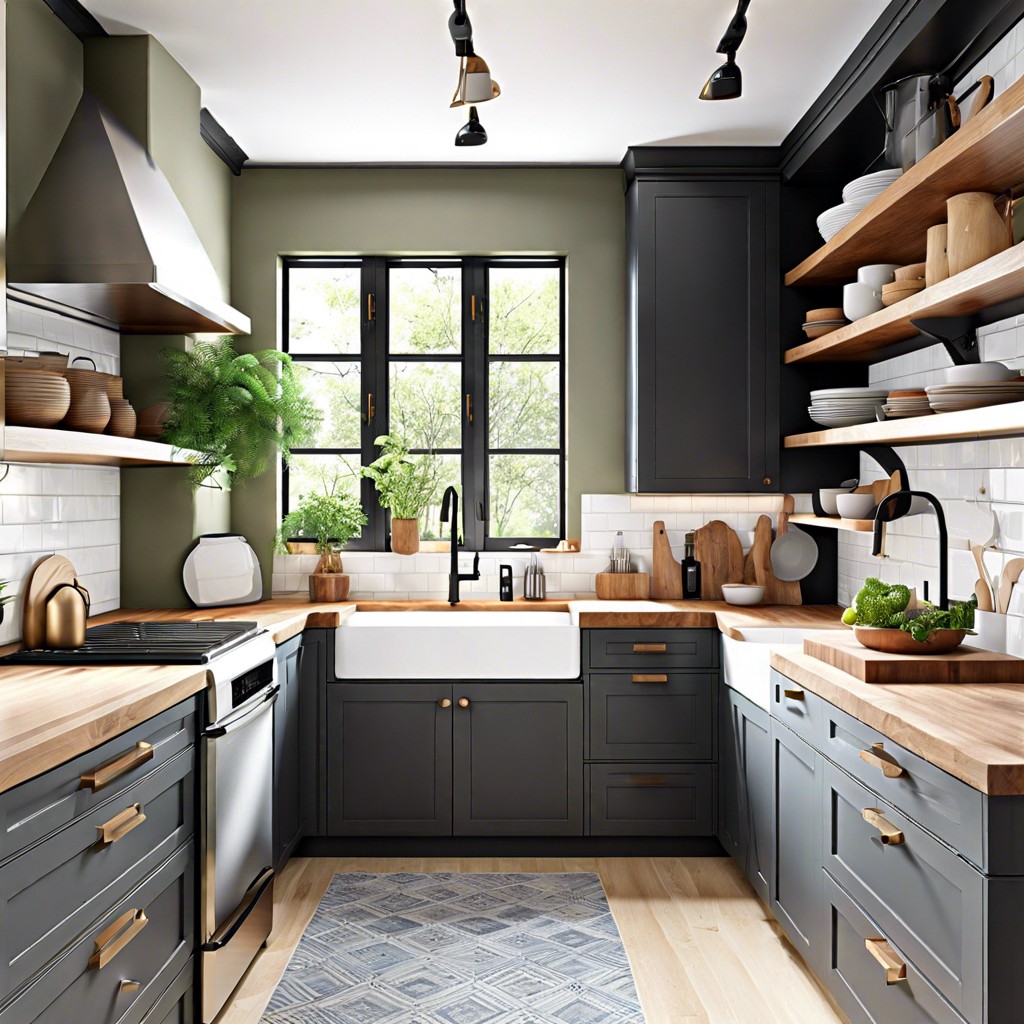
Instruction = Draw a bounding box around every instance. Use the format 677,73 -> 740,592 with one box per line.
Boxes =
327,684 -> 452,836
589,764 -> 715,836
452,683 -> 582,836
742,697 -> 772,905
718,688 -> 747,864
273,636 -> 302,870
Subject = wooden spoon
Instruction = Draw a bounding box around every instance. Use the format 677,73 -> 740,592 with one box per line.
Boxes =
973,545 -> 994,611
997,557 -> 1024,614
968,75 -> 994,121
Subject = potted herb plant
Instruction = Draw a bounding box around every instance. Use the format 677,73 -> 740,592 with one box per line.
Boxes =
361,434 -> 436,555
277,492 -> 367,601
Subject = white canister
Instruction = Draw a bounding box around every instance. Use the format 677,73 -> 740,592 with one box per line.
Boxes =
843,281 -> 885,322
856,264 -> 899,290
968,609 -> 1007,654
1006,614 -> 1024,658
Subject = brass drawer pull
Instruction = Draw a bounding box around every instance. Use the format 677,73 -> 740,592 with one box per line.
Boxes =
118,980 -> 141,994
458,697 -> 470,708
632,674 -> 668,683
864,937 -> 907,984
633,642 -> 667,654
862,807 -> 905,845
96,803 -> 147,845
628,773 -> 668,787
80,742 -> 153,792
438,698 -> 452,709
783,688 -> 805,701
859,742 -> 905,779
89,908 -> 148,970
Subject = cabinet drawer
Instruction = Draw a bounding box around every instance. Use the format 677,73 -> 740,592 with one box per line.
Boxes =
819,701 -> 987,871
770,669 -> 823,747
589,672 -> 715,761
823,873 -> 967,1024
138,961 -> 193,1024
0,844 -> 193,1024
0,748 -> 194,1001
587,630 -> 717,671
0,699 -> 196,864
588,763 -> 715,836
823,761 -> 983,1022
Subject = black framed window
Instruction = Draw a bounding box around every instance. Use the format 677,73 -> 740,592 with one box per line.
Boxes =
282,256 -> 566,551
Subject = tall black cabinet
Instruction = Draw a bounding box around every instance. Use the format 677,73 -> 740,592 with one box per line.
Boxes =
625,152 -> 780,493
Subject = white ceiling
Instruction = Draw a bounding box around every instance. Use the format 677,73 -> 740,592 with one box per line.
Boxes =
82,0 -> 890,165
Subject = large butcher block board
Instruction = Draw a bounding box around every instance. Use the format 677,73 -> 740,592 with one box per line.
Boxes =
804,631 -> 1024,684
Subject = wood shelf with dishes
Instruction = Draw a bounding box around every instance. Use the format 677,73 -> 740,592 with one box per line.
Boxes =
1,426 -> 200,467
787,514 -> 875,533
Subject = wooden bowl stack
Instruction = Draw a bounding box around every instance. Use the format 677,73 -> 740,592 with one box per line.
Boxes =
61,358 -> 111,433
881,263 -> 927,306
4,364 -> 72,427
802,307 -> 847,339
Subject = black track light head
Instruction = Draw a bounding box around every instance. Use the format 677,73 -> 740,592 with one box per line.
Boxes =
455,106 -> 487,146
716,0 -> 751,54
449,0 -> 474,57
699,55 -> 742,100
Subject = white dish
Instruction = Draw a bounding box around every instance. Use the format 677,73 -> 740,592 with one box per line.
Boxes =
843,281 -> 885,321
941,363 -> 1019,384
818,487 -> 850,516
721,584 -> 765,607
857,264 -> 900,290
836,492 -> 876,519
808,411 -> 879,427
770,528 -> 818,582
842,169 -> 901,204
817,202 -> 864,241
810,387 -> 889,400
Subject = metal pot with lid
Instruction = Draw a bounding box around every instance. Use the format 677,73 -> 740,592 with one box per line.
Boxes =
879,73 -> 949,170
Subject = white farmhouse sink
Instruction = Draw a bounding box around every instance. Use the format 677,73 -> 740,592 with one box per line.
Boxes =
721,628 -> 825,710
335,611 -> 581,680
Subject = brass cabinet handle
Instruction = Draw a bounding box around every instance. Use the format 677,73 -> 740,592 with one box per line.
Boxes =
864,937 -> 907,985
96,803 -> 147,845
633,642 -> 667,654
89,909 -> 148,970
466,394 -> 474,423
859,742 -> 905,779
438,698 -> 452,709
80,742 -> 153,792
783,688 -> 805,701
632,674 -> 668,683
367,293 -> 376,321
366,392 -> 376,423
862,807 -> 905,845
458,697 -> 470,708
118,980 -> 141,994
628,773 -> 668,787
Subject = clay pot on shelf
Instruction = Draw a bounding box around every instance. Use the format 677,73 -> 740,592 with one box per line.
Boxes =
64,387 -> 111,433
4,366 -> 71,427
925,223 -> 949,287
106,398 -> 137,438
136,402 -> 172,439
946,192 -> 1010,276
390,518 -> 420,555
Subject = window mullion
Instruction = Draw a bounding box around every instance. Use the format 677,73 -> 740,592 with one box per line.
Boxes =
463,262 -> 487,551
361,259 -> 387,550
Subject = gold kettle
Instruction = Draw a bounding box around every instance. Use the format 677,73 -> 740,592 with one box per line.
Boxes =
44,579 -> 91,649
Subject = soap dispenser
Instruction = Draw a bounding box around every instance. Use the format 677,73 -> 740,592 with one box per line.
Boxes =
499,565 -> 514,601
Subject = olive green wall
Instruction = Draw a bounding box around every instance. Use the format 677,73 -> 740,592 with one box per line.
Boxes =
230,167 -> 626,583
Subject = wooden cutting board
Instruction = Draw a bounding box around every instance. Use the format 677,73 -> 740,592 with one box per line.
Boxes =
650,521 -> 682,599
23,555 -> 78,650
804,632 -> 1024,684
694,520 -> 744,600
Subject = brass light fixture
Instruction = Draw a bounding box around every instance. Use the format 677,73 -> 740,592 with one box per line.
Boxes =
448,0 -> 500,144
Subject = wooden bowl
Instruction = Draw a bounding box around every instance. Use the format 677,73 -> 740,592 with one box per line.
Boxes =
106,398 -> 137,438
853,626 -> 967,655
5,367 -> 72,427
895,262 -> 927,281
805,307 -> 845,323
881,280 -> 926,306
64,388 -> 111,433
137,402 -> 171,439
803,323 -> 844,339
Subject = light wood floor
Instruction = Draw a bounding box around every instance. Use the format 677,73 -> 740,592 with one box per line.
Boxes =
218,856 -> 848,1024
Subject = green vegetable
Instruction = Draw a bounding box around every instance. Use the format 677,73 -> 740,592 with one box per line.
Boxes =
841,607 -> 858,626
850,578 -> 911,627
900,596 -> 977,643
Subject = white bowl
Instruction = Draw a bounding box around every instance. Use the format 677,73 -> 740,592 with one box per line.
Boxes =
721,584 -> 765,606
856,263 -> 900,290
818,487 -> 849,516
843,281 -> 885,321
943,362 -> 1018,385
836,492 -> 876,520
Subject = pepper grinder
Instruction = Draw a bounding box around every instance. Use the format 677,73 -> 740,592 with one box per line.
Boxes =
499,565 -> 514,601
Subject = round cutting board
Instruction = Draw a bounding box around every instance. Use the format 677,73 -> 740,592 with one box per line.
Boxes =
22,555 -> 78,650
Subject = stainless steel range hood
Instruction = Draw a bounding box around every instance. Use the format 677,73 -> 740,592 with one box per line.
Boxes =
9,92 -> 250,335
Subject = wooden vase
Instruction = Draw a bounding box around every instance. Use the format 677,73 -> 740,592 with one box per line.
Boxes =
390,518 -> 420,555
946,192 -> 1010,277
925,224 -> 949,287
308,573 -> 350,601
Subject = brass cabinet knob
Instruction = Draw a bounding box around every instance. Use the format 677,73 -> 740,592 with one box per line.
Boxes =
438,698 -> 452,708
763,477 -> 772,486
458,697 -> 470,708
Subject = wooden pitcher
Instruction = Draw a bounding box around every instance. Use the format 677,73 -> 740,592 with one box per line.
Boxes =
946,192 -> 1010,277
925,223 -> 949,286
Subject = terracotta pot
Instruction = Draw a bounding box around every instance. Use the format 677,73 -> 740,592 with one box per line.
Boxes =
309,572 -> 350,601
64,387 -> 111,433
390,518 -> 420,555
946,192 -> 1010,277
925,223 -> 949,287
106,398 -> 137,438
136,402 -> 171,439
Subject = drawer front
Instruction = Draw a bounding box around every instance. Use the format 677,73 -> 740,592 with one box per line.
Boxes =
823,873 -> 968,1024
0,844 -> 193,1024
588,763 -> 715,836
823,761 -> 983,1021
138,962 -> 193,1024
587,630 -> 717,671
770,668 -> 823,747
820,701 -> 985,870
0,699 -> 197,864
588,673 -> 716,761
0,748 -> 194,1001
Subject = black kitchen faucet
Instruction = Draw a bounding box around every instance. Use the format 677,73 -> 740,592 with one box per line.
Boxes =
440,486 -> 480,605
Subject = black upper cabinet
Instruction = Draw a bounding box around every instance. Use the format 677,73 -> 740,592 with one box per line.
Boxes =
626,165 -> 780,493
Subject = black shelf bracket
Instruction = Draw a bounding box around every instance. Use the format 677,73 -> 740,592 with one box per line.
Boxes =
809,445 -> 909,518
911,316 -> 979,365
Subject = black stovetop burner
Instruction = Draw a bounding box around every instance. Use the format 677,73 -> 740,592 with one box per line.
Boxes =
5,620 -> 260,665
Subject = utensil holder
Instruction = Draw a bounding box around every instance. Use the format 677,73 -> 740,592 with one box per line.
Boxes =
594,572 -> 650,600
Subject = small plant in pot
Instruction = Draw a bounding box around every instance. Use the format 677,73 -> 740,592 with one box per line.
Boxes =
277,493 -> 367,602
361,434 -> 436,555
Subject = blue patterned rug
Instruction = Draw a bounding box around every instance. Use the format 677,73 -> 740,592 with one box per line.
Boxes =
262,872 -> 646,1023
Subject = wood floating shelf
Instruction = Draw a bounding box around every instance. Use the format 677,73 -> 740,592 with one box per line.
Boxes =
785,401 -> 1024,448
785,75 -> 1024,287
788,514 -> 874,533
785,246 -> 1024,363
1,426 -> 200,467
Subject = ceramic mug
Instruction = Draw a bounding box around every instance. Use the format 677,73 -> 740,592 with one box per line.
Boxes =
856,264 -> 899,290
843,281 -> 884,322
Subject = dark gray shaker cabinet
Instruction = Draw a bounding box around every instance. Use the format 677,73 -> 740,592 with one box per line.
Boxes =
626,177 -> 780,492
273,635 -> 302,870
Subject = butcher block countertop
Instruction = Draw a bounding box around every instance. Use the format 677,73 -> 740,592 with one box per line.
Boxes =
0,598 -> 841,797
771,645 -> 1024,796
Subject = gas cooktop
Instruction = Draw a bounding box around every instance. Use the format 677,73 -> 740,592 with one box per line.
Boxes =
5,620 -> 261,665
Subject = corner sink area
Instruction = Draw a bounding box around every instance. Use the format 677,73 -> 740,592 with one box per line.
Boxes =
722,627 -> 827,710
335,610 -> 581,679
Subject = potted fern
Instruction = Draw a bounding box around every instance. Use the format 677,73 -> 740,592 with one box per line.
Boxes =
361,434 -> 436,555
277,493 -> 367,601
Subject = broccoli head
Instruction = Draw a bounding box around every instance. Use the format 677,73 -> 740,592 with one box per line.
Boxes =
852,578 -> 911,627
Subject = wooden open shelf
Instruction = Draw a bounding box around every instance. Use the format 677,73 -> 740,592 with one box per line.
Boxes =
785,400 -> 1024,448
785,246 -> 1024,363
2,426 -> 200,467
789,514 -> 874,533
785,75 -> 1024,287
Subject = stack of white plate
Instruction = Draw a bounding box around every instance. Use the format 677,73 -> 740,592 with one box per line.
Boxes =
841,168 -> 902,206
882,389 -> 932,418
925,380 -> 1024,413
816,203 -> 863,242
808,387 -> 890,427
